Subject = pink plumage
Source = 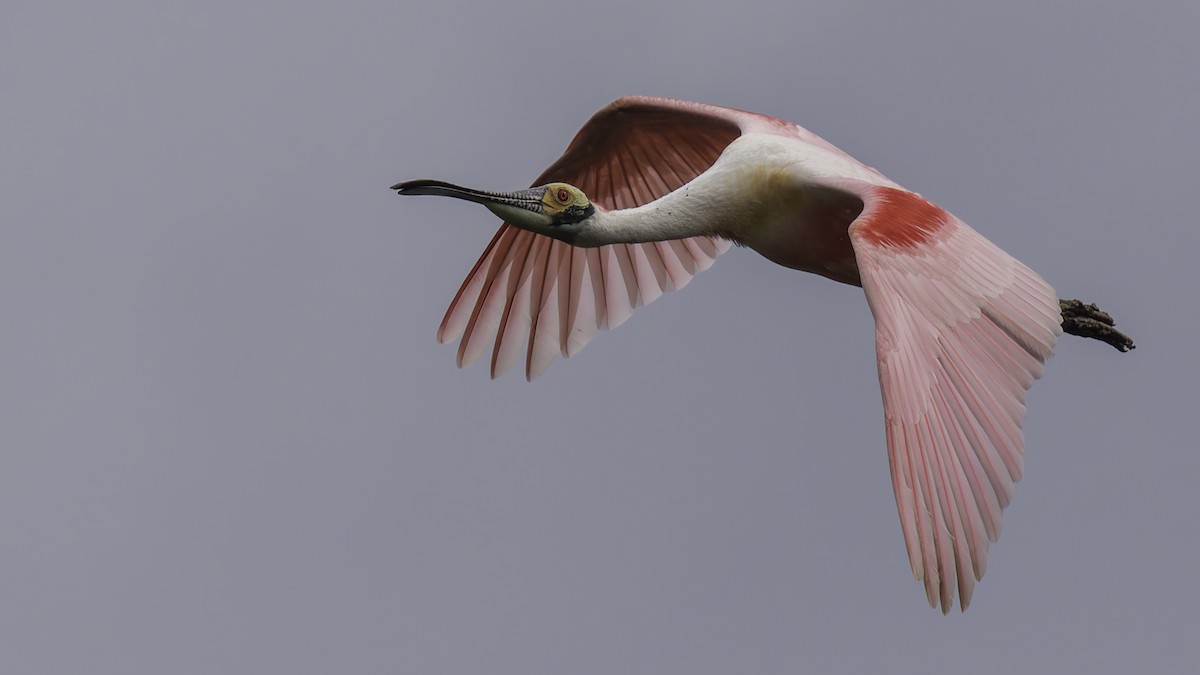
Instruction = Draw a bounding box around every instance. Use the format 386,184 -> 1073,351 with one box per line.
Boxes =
847,183 -> 1060,609
393,96 -> 1111,612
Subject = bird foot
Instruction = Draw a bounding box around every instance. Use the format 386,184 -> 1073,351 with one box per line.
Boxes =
1059,299 -> 1135,352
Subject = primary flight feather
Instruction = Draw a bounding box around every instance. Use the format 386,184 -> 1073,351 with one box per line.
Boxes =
392,96 -> 1132,612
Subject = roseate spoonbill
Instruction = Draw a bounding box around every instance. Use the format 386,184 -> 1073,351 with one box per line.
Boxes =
391,96 -> 1133,612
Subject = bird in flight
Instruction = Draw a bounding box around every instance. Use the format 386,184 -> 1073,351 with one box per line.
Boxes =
392,96 -> 1133,612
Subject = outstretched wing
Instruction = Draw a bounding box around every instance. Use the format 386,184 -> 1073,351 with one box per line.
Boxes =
439,97 -> 763,380
842,180 -> 1062,612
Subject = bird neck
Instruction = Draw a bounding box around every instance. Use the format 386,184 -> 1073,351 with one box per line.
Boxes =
573,178 -> 742,248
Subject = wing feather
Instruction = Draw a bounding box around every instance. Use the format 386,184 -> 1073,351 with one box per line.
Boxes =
524,238 -> 561,380
844,182 -> 1061,612
656,240 -> 693,289
491,232 -> 550,378
438,225 -> 508,345
564,244 -> 597,358
439,97 -> 758,378
601,244 -> 636,329
456,228 -> 525,368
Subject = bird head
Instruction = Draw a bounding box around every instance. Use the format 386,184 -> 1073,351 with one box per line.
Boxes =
392,179 -> 596,240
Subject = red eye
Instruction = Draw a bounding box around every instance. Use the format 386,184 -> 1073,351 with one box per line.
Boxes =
557,189 -> 570,203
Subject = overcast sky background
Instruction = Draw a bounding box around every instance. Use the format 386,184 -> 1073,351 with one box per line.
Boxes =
3,1 -> 1198,673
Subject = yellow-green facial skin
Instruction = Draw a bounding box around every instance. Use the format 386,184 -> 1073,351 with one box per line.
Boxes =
540,183 -> 590,217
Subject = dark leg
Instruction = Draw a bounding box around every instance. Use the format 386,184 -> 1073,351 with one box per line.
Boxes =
1059,299 -> 1135,352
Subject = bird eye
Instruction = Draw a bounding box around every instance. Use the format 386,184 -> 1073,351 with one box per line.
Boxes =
556,188 -> 570,203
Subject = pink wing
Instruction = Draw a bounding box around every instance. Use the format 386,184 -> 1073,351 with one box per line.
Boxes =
439,97 -> 784,380
842,181 -> 1062,612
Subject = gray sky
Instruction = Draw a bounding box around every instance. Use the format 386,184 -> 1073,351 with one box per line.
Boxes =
3,1 -> 1198,673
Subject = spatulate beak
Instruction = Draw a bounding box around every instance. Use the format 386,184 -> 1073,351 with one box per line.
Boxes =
391,179 -> 545,211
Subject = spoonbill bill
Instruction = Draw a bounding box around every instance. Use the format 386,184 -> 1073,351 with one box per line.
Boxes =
391,96 -> 1133,612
